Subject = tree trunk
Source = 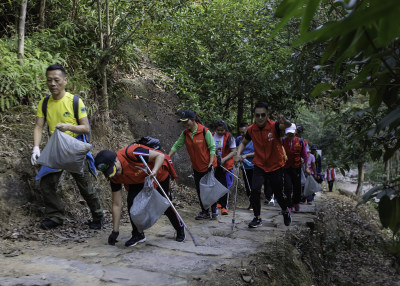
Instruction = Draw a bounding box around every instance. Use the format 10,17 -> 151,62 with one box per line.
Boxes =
97,0 -> 109,120
71,0 -> 77,20
355,162 -> 364,195
39,0 -> 46,29
395,151 -> 399,180
106,0 -> 111,47
384,158 -> 391,181
17,0 -> 27,66
236,85 -> 244,133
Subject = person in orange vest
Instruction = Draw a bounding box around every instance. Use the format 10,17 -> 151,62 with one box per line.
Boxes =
325,164 -> 336,192
282,123 -> 310,212
212,120 -> 237,217
295,124 -> 309,150
235,102 -> 293,228
94,144 -> 184,247
168,110 -> 217,220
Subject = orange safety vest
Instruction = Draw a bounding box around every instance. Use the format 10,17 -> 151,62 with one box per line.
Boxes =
111,144 -> 170,186
247,120 -> 284,172
283,137 -> 303,168
184,124 -> 217,172
213,131 -> 234,170
325,168 -> 335,181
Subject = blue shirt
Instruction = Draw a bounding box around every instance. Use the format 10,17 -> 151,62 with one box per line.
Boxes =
236,136 -> 254,169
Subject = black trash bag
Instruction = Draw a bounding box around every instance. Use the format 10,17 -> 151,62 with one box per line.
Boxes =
134,136 -> 161,150
199,171 -> 229,210
36,129 -> 92,175
130,176 -> 170,233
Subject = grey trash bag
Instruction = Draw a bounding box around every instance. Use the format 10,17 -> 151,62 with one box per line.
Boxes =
303,175 -> 323,197
130,176 -> 170,233
301,168 -> 306,186
36,129 -> 92,175
199,171 -> 229,210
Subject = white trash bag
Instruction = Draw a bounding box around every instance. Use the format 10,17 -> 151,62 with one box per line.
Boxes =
303,175 -> 323,197
199,171 -> 229,210
301,168 -> 306,186
130,176 -> 170,233
36,129 -> 92,174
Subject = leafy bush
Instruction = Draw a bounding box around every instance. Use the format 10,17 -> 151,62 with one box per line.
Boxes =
0,36 -> 65,111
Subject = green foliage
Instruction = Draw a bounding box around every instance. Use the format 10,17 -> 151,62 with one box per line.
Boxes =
0,36 -> 64,111
148,0 -> 304,127
274,0 -> 400,234
360,182 -> 400,235
274,0 -> 400,162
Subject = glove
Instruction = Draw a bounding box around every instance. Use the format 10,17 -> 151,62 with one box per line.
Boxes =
31,146 -> 40,165
108,231 -> 119,245
207,166 -> 213,173
216,155 -> 222,166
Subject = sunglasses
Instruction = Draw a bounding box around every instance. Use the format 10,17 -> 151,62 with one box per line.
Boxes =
255,113 -> 267,118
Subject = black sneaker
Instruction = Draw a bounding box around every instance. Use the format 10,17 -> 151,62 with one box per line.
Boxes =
211,206 -> 219,219
176,228 -> 185,242
195,211 -> 210,220
248,217 -> 262,228
125,233 -> 146,247
40,219 -> 61,230
88,216 -> 104,230
283,208 -> 292,226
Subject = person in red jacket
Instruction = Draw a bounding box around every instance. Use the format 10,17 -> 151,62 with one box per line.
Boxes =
95,144 -> 184,247
235,102 -> 292,228
282,123 -> 310,212
325,164 -> 336,192
168,110 -> 217,220
212,120 -> 237,217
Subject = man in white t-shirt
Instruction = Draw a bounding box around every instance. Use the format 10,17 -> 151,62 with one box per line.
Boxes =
212,120 -> 237,217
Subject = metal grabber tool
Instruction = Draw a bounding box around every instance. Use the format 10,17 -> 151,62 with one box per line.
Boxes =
139,155 -> 199,246
231,162 -> 240,231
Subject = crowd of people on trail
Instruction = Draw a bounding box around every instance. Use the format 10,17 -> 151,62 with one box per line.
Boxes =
30,64 -> 335,247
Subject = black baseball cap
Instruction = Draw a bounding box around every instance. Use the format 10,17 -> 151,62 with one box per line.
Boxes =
178,110 -> 196,122
94,150 -> 117,180
296,124 -> 304,132
311,144 -> 318,150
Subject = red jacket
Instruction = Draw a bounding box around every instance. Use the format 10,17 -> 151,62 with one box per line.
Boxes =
184,124 -> 217,172
111,144 -> 171,186
213,131 -> 234,170
247,120 -> 284,172
283,137 -> 303,168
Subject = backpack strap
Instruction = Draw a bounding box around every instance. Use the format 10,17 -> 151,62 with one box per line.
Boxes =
73,95 -> 80,125
42,95 -> 51,122
125,144 -> 140,162
299,138 -> 304,153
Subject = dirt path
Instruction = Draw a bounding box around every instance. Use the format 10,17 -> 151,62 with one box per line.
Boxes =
0,197 -> 317,286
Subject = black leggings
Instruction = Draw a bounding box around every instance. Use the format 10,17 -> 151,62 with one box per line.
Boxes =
284,167 -> 302,206
251,166 -> 288,217
127,176 -> 183,236
328,180 -> 334,192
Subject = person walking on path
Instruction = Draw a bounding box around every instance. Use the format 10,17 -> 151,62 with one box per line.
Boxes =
31,64 -> 103,230
95,144 -> 185,247
282,123 -> 310,212
235,102 -> 293,228
212,120 -> 237,216
304,146 -> 317,204
295,124 -> 309,150
168,110 -> 217,220
235,122 -> 255,210
311,144 -> 323,183
325,165 -> 336,192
